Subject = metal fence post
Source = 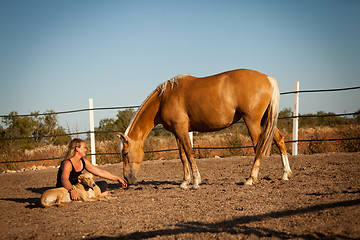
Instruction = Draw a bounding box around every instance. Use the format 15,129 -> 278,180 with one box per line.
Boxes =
89,98 -> 97,165
292,81 -> 299,156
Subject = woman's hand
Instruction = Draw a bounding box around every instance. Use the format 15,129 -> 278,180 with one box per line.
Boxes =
83,158 -> 128,189
118,178 -> 128,189
70,189 -> 80,201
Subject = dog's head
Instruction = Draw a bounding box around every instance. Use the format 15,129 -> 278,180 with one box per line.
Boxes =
78,173 -> 96,188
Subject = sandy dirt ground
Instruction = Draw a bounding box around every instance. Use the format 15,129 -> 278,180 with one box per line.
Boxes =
0,152 -> 359,240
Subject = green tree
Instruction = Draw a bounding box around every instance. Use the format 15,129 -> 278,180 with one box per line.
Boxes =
278,108 -> 293,132
1,110 -> 69,150
116,109 -> 135,132
96,109 -> 136,140
299,111 -> 349,128
96,108 -> 174,140
0,124 -> 6,138
354,109 -> 360,124
31,110 -> 69,145
2,111 -> 37,149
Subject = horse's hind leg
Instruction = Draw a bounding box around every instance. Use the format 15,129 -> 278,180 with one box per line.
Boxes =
243,116 -> 262,185
176,138 -> 192,189
273,127 -> 292,180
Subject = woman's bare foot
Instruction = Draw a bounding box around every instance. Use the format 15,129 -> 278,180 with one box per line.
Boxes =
100,191 -> 112,197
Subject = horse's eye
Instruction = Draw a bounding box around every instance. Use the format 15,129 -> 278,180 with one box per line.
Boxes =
123,152 -> 129,156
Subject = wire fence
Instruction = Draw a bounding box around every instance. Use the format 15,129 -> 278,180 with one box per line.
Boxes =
1,85 -> 359,164
0,112 -> 358,141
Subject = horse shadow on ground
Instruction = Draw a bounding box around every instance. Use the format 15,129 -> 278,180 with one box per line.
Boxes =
108,180 -> 180,191
88,198 -> 360,240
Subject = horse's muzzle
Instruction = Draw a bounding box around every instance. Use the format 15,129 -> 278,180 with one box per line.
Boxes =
124,171 -> 137,185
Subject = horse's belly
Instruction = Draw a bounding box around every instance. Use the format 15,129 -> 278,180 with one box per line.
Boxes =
189,114 -> 238,132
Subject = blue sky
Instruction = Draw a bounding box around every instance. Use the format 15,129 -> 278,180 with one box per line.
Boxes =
1,0 -> 359,131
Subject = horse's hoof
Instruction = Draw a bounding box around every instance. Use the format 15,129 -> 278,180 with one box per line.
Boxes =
281,171 -> 292,181
191,184 -> 200,190
244,179 -> 253,185
281,174 -> 289,181
180,182 -> 190,189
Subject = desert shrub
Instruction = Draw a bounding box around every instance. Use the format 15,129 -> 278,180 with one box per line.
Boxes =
2,108 -> 359,172
144,135 -> 178,161
337,125 -> 360,152
0,110 -> 70,171
307,129 -> 328,154
278,108 -> 293,133
0,143 -> 21,172
94,139 -> 122,165
299,111 -> 350,128
223,132 -> 246,157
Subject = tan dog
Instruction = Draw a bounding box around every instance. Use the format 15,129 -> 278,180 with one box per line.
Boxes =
40,172 -> 103,207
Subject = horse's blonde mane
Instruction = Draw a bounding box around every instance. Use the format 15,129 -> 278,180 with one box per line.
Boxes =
157,73 -> 189,95
125,90 -> 156,135
125,73 -> 189,135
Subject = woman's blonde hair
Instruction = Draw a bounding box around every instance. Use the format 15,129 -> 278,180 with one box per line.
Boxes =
64,138 -> 84,160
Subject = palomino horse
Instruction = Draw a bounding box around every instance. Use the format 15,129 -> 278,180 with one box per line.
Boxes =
118,69 -> 292,189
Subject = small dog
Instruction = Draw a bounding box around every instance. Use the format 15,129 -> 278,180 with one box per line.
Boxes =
40,172 -> 104,207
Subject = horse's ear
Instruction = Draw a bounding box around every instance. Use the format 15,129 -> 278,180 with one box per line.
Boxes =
117,133 -> 128,144
117,133 -> 130,154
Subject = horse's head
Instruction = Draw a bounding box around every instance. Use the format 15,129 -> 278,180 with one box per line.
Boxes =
118,133 -> 144,185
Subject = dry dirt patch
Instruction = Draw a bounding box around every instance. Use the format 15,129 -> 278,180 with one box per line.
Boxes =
0,152 -> 359,239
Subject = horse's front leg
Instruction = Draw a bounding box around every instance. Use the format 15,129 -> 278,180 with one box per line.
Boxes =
174,128 -> 201,189
176,138 -> 191,189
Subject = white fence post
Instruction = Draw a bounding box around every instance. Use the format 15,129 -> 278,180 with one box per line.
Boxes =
292,81 -> 299,156
189,131 -> 193,147
89,98 -> 97,165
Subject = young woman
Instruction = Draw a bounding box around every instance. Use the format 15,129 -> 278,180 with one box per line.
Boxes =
56,138 -> 127,201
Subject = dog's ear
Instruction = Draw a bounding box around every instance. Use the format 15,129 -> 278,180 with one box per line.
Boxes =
78,175 -> 83,182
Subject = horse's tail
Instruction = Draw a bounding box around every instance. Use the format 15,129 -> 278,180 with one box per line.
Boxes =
255,76 -> 280,158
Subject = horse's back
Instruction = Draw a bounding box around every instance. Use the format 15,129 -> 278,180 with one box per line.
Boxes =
204,69 -> 270,91
159,69 -> 274,132
181,69 -> 272,111
182,69 -> 270,94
